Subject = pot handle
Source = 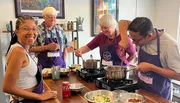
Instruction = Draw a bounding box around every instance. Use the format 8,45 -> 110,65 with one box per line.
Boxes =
126,64 -> 137,72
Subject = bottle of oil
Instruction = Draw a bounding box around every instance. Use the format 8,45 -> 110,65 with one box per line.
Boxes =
73,37 -> 77,50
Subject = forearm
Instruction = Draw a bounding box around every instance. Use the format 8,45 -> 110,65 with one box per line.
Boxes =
3,86 -> 42,100
118,20 -> 131,41
151,65 -> 180,80
29,45 -> 48,53
127,54 -> 135,62
79,45 -> 91,54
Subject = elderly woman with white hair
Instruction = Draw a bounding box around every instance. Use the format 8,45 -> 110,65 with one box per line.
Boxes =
75,14 -> 136,66
30,6 -> 68,69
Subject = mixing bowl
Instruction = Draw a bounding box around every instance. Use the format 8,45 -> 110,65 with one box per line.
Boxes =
84,90 -> 119,103
70,83 -> 84,93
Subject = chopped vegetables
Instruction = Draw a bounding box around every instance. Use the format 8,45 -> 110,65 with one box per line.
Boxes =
92,95 -> 110,102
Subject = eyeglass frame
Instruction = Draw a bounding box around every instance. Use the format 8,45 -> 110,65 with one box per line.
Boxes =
19,26 -> 38,33
129,35 -> 145,43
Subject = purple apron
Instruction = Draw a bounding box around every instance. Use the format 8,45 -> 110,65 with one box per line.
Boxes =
100,30 -> 126,66
13,43 -> 44,103
138,29 -> 171,100
37,25 -> 66,69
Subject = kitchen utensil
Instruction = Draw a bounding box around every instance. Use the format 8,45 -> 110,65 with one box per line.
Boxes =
70,83 -> 84,93
84,90 -> 119,103
119,93 -> 146,103
104,65 -> 134,80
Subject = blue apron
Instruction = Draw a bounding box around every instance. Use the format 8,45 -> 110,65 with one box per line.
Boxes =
100,30 -> 125,66
37,24 -> 66,69
138,29 -> 171,100
13,43 -> 44,103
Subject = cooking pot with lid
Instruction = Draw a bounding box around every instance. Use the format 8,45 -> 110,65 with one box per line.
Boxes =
104,65 -> 134,80
82,55 -> 100,69
83,59 -> 100,69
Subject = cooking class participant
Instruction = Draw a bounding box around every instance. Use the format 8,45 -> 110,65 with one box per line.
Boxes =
2,15 -> 57,103
29,6 -> 68,69
75,14 -> 136,66
119,17 -> 180,100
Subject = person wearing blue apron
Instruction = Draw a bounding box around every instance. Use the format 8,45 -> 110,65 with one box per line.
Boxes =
36,23 -> 66,69
75,14 -> 136,68
3,15 -> 57,103
123,17 -> 180,100
100,30 -> 126,66
138,28 -> 171,100
29,7 -> 67,69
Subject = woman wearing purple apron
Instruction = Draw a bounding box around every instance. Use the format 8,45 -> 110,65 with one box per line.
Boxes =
75,14 -> 136,68
3,15 -> 57,103
122,17 -> 180,100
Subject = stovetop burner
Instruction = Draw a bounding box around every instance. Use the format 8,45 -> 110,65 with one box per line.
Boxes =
76,68 -> 106,82
96,77 -> 139,92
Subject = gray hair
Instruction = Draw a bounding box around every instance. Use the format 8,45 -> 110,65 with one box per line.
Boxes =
42,6 -> 58,17
99,14 -> 117,29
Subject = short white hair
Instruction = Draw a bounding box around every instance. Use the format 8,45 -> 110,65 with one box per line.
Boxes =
42,6 -> 58,16
99,14 -> 117,29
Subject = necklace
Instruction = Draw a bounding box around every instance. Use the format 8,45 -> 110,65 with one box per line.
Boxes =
108,38 -> 114,43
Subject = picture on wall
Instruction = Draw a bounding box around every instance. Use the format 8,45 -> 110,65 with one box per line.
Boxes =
14,0 -> 65,18
92,0 -> 119,36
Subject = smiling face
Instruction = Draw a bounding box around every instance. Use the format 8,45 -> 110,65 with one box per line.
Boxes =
15,20 -> 38,46
44,14 -> 56,27
101,26 -> 115,39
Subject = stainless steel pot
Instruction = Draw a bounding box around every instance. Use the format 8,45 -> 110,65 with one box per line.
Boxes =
104,65 -> 133,80
83,59 -> 100,69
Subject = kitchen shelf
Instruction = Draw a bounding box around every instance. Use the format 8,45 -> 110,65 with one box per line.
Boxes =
64,22 -> 83,64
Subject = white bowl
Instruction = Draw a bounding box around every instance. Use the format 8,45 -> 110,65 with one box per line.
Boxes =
70,83 -> 84,93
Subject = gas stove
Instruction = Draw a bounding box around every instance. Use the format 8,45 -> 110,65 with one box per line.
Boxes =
95,77 -> 139,92
76,68 -> 106,82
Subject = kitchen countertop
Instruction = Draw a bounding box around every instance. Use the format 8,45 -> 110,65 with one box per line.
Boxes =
41,72 -> 171,103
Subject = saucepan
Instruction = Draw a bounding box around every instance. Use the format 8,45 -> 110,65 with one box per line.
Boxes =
83,59 -> 100,69
104,65 -> 135,80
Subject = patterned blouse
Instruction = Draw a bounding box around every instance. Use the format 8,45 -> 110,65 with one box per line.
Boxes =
34,22 -> 68,51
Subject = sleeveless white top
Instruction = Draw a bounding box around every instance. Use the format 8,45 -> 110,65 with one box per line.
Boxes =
6,44 -> 38,89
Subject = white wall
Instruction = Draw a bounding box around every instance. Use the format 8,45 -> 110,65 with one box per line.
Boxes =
155,0 -> 180,39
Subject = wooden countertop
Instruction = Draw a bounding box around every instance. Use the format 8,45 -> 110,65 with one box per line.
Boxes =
41,72 -> 171,103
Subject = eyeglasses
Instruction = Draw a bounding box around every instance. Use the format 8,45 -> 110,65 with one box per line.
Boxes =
129,35 -> 144,43
19,27 -> 38,33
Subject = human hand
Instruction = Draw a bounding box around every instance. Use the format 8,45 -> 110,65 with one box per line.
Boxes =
118,39 -> 129,51
136,62 -> 153,72
40,90 -> 57,101
75,49 -> 82,57
47,43 -> 60,51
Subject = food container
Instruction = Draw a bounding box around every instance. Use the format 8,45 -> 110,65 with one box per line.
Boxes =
70,83 -> 84,93
119,93 -> 145,103
42,68 -> 52,78
68,64 -> 81,72
104,65 -> 133,80
84,90 -> 119,103
59,68 -> 70,76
